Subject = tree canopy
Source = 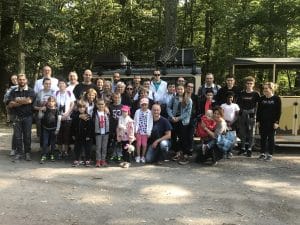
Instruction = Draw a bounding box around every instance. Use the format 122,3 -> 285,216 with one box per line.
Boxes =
0,0 -> 300,96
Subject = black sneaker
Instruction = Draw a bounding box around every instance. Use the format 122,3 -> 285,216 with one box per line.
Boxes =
237,149 -> 246,155
258,154 -> 266,161
12,154 -> 22,162
264,155 -> 272,162
178,155 -> 190,165
246,150 -> 252,157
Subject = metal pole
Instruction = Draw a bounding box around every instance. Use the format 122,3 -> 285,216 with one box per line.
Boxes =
273,64 -> 276,83
232,64 -> 235,75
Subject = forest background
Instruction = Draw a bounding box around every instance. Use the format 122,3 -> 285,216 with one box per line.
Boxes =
0,0 -> 300,107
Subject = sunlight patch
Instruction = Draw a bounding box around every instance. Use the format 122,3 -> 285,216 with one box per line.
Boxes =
140,185 -> 192,204
0,179 -> 14,190
79,193 -> 112,205
244,179 -> 300,197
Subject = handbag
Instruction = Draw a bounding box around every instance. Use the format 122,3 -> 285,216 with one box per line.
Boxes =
216,130 -> 236,153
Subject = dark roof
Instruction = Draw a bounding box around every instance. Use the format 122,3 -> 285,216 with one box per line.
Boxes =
232,58 -> 300,68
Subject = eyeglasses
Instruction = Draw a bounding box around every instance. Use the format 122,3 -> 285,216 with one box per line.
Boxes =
187,85 -> 194,88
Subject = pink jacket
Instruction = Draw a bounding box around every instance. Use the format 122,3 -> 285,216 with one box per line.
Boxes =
117,116 -> 135,143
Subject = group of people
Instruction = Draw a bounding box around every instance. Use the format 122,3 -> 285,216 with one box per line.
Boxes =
4,65 -> 281,167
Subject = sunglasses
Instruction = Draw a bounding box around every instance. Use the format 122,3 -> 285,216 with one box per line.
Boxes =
126,88 -> 133,90
154,74 -> 160,76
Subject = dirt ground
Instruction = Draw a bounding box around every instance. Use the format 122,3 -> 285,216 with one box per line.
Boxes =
0,124 -> 299,225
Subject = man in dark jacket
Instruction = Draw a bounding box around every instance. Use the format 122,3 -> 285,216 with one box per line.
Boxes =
7,74 -> 36,162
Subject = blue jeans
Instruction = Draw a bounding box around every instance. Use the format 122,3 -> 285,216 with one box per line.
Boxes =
42,128 -> 56,156
145,140 -> 171,163
13,116 -> 32,155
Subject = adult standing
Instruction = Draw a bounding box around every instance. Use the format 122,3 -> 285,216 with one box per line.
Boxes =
215,74 -> 241,105
178,82 -> 199,164
56,79 -> 76,157
177,77 -> 186,86
115,81 -> 132,107
102,80 -> 113,105
3,74 -> 18,124
167,85 -> 192,162
237,76 -> 260,157
66,71 -> 79,93
73,69 -> 99,100
34,78 -> 55,141
132,75 -> 141,96
150,70 -> 167,104
3,74 -> 18,156
34,65 -> 59,93
7,74 -> 36,162
145,104 -> 172,164
257,82 -> 281,162
112,72 -> 121,92
95,78 -> 104,96
133,78 -> 154,101
197,73 -> 221,100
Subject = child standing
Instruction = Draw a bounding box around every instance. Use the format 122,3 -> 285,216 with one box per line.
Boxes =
71,100 -> 93,167
117,105 -> 135,168
93,99 -> 110,167
108,92 -> 123,161
40,96 -> 61,164
221,92 -> 240,130
134,98 -> 153,163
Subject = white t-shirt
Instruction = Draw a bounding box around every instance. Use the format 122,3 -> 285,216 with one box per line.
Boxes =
66,83 -> 78,93
221,103 -> 240,123
97,111 -> 106,134
34,77 -> 59,93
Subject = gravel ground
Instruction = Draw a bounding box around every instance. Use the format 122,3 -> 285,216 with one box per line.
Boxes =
0,125 -> 299,225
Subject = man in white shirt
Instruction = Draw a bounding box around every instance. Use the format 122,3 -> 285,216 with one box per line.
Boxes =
66,71 -> 79,92
150,70 -> 167,104
34,65 -> 59,93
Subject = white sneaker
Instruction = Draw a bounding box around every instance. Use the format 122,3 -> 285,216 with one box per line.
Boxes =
122,162 -> 131,168
140,157 -> 145,163
135,156 -> 140,163
9,150 -> 15,156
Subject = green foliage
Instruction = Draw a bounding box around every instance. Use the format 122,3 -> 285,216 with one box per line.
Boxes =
0,0 -> 299,88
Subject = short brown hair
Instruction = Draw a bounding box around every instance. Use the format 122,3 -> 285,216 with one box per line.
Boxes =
77,100 -> 87,109
244,76 -> 255,83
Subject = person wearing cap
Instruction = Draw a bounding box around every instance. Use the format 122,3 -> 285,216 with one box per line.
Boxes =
134,98 -> 153,163
117,105 -> 135,168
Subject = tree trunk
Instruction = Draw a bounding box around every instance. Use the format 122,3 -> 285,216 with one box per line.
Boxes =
17,0 -> 25,74
203,10 -> 213,74
160,0 -> 178,64
164,0 -> 178,49
189,0 -> 195,44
